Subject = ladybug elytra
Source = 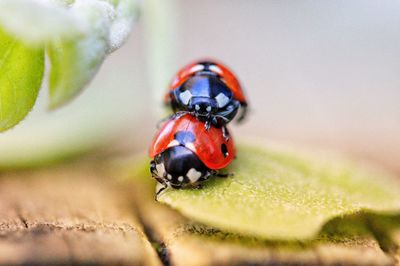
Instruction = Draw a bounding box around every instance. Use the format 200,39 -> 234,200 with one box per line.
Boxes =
149,114 -> 235,196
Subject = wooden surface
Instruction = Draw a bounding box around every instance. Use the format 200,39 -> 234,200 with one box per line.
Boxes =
0,160 -> 398,265
0,164 -> 160,265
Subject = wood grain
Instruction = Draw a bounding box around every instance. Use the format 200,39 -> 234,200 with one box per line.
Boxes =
137,204 -> 393,265
0,164 -> 160,265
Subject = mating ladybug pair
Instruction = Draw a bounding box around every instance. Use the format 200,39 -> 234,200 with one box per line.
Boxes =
149,60 -> 248,197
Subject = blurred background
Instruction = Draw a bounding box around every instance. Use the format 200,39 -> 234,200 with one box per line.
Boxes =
1,0 -> 399,173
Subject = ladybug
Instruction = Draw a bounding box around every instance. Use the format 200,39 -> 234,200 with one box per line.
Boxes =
164,60 -> 248,134
149,114 -> 235,197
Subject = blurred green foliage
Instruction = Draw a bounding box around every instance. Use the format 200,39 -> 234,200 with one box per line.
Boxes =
0,29 -> 44,131
0,0 -> 137,131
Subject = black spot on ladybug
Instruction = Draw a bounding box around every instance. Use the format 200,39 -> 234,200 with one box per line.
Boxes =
174,131 -> 196,145
221,143 -> 229,158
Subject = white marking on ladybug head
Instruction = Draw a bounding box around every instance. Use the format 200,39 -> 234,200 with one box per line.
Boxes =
156,163 -> 165,177
215,93 -> 229,108
179,90 -> 192,105
187,168 -> 202,183
209,65 -> 222,74
195,104 -> 200,111
192,64 -> 205,72
168,140 -> 180,148
167,174 -> 172,180
178,176 -> 184,182
206,106 -> 212,112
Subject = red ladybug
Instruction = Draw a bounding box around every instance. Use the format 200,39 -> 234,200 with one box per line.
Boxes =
164,60 -> 248,131
149,114 -> 235,196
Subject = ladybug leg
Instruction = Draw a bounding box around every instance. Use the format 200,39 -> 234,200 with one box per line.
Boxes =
174,111 -> 190,119
194,183 -> 203,189
214,101 -> 240,125
156,111 -> 192,129
211,170 -> 234,178
150,160 -> 169,200
155,182 -> 168,201
212,115 -> 229,128
216,172 -> 234,178
204,120 -> 211,131
222,126 -> 230,141
150,159 -> 157,175
236,102 -> 248,123
150,160 -> 164,183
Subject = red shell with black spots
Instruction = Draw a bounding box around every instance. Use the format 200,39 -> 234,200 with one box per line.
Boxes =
165,60 -> 247,104
149,114 -> 235,170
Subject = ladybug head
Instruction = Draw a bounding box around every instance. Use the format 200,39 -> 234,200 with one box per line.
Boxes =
175,74 -> 233,118
189,97 -> 218,117
151,146 -> 210,189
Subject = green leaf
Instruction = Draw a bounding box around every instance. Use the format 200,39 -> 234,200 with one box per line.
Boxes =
0,0 -> 138,118
0,29 -> 44,131
47,36 -> 107,109
0,0 -> 136,48
157,144 -> 400,240
47,1 -> 113,109
47,0 -> 138,109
